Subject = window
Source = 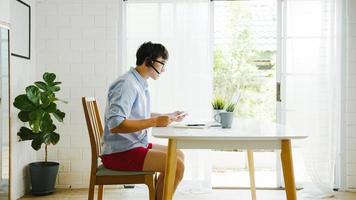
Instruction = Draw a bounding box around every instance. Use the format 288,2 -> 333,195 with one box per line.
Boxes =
212,0 -> 278,188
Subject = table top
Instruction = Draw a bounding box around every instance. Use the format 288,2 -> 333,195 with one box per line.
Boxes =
152,119 -> 307,141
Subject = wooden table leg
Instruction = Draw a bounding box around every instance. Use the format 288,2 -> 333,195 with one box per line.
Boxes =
281,140 -> 297,200
163,139 -> 177,200
247,150 -> 257,200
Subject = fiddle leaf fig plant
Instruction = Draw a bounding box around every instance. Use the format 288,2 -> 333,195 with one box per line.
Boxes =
13,72 -> 67,162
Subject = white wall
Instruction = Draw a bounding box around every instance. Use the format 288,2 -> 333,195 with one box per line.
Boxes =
0,0 -> 10,25
36,0 -> 118,188
346,0 -> 356,190
10,0 -> 37,199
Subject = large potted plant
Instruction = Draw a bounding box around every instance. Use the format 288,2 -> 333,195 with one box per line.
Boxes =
13,72 -> 66,195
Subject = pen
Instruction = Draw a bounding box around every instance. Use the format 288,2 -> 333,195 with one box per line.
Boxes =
186,124 -> 205,126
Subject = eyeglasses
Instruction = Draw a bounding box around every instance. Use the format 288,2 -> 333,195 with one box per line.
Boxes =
153,60 -> 166,69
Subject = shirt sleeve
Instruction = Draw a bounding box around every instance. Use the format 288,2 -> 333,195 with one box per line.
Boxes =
106,81 -> 137,130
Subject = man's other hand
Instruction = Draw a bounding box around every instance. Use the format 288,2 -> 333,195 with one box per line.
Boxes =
169,111 -> 188,122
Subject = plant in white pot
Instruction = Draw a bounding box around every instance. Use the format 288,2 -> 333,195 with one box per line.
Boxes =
13,72 -> 66,195
211,97 -> 226,123
220,102 -> 236,128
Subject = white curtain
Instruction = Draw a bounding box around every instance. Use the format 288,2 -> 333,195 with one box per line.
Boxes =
119,0 -> 213,193
281,0 -> 342,198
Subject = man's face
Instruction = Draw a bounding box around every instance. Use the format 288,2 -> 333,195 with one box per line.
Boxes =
149,57 -> 166,80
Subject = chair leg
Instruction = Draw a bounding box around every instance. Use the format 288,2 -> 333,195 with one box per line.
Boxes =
145,175 -> 156,200
154,172 -> 159,188
153,172 -> 159,200
88,175 -> 96,200
97,185 -> 104,200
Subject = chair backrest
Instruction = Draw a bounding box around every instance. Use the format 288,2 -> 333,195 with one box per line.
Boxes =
82,97 -> 104,164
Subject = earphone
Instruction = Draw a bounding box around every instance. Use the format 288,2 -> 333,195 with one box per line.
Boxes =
146,56 -> 161,75
145,56 -> 154,67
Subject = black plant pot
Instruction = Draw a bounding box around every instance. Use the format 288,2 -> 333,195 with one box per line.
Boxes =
29,162 -> 59,195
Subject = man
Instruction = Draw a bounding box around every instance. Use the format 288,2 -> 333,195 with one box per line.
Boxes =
101,41 -> 186,200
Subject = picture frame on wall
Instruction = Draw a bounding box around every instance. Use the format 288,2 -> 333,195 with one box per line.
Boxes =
11,0 -> 31,60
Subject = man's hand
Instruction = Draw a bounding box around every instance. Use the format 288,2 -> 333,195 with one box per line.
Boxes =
155,116 -> 173,127
169,111 -> 188,122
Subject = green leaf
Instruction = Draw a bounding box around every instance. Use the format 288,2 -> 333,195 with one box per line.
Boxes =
49,94 -> 57,102
31,135 -> 43,151
211,97 -> 226,110
29,110 -> 43,133
43,133 -> 51,144
43,72 -> 56,84
54,98 -> 68,104
52,124 -> 57,131
40,113 -> 54,133
17,127 -> 37,141
43,132 -> 60,145
34,81 -> 48,91
50,132 -> 60,145
44,103 -> 57,113
13,94 -> 36,111
18,111 -> 30,122
226,103 -> 236,112
26,85 -> 40,105
40,92 -> 52,107
29,110 -> 43,121
52,81 -> 62,86
52,109 -> 65,122
50,86 -> 60,92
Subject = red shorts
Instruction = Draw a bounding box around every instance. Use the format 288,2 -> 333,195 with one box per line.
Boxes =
101,143 -> 153,171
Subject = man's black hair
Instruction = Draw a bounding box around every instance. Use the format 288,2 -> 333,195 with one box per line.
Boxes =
136,41 -> 169,66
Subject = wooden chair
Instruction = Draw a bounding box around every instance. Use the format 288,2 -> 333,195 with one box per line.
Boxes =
82,97 -> 156,200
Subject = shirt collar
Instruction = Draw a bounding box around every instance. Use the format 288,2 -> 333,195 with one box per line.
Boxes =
130,67 -> 148,90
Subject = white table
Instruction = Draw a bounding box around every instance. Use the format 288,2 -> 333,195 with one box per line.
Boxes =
152,119 -> 307,200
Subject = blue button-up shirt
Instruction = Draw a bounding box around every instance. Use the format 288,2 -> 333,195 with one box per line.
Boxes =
101,67 -> 151,155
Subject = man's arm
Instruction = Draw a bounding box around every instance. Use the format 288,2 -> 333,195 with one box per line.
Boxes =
110,116 -> 171,133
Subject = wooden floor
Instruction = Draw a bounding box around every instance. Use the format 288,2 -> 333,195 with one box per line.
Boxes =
19,187 -> 356,200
